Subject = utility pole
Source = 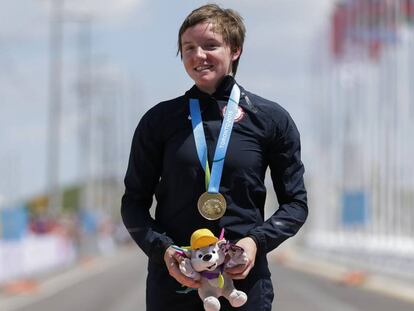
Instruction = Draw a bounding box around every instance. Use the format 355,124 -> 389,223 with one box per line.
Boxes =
76,16 -> 93,212
47,0 -> 64,216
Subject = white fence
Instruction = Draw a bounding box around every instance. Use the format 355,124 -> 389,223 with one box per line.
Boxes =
0,234 -> 76,284
305,0 -> 414,272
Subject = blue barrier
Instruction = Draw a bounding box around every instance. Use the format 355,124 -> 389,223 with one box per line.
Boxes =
341,191 -> 369,226
0,204 -> 28,240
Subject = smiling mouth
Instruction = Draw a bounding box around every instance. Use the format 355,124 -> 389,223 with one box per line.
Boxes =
207,263 -> 217,270
195,65 -> 213,72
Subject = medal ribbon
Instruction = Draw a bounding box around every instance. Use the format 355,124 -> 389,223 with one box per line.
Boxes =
189,84 -> 241,193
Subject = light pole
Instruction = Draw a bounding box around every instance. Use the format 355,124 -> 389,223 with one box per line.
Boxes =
47,0 -> 64,217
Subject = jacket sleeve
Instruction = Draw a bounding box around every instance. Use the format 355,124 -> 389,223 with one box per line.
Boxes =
248,111 -> 308,254
121,108 -> 174,264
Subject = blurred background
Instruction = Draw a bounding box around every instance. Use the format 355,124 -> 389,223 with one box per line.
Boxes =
1,0 -> 414,310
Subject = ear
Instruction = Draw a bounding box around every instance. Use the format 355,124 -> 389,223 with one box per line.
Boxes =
231,47 -> 241,61
227,244 -> 245,258
218,240 -> 230,254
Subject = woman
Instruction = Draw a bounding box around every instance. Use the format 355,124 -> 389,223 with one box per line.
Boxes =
121,4 -> 308,311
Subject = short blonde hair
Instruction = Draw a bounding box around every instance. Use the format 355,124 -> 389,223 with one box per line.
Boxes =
177,4 -> 246,75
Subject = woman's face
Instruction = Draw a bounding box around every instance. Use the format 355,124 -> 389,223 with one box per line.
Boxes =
181,22 -> 240,94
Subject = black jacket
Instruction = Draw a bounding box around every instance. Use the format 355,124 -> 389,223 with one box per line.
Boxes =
121,76 -> 308,271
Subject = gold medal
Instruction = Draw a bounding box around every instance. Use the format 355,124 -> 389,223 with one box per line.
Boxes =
197,192 -> 227,220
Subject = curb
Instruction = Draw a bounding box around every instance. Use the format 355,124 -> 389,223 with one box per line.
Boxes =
272,247 -> 414,305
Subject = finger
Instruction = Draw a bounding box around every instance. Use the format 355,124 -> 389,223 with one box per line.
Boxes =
226,259 -> 255,279
182,277 -> 201,288
173,251 -> 185,261
230,264 -> 253,280
225,264 -> 246,275
172,270 -> 201,288
167,264 -> 182,282
167,261 -> 200,288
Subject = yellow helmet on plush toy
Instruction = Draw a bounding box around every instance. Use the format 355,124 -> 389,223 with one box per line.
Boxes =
190,229 -> 218,250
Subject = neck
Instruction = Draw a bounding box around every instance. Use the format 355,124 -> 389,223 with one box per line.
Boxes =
197,85 -> 216,95
196,73 -> 234,95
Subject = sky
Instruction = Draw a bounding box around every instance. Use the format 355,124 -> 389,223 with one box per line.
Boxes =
0,0 -> 335,206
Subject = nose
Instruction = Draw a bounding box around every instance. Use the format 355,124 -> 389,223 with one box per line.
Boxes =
202,254 -> 212,261
195,46 -> 207,59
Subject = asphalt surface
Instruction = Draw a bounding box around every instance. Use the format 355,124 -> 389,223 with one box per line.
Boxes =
1,247 -> 413,311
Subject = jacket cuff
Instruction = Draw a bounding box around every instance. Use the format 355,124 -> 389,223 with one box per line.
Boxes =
150,235 -> 174,265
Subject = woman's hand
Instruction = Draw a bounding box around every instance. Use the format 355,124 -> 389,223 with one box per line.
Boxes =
164,246 -> 201,288
224,237 -> 257,279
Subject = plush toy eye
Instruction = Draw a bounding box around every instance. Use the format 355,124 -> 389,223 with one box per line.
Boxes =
212,250 -> 216,254
198,254 -> 203,259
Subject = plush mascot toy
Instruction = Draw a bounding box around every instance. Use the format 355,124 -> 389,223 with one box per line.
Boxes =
175,228 -> 248,311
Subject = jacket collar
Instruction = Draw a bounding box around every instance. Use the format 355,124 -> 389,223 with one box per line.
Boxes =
185,75 -> 237,101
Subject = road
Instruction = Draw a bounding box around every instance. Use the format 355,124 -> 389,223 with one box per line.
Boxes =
1,247 -> 413,311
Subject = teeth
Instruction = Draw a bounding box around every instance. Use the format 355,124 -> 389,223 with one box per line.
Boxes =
195,65 -> 212,71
